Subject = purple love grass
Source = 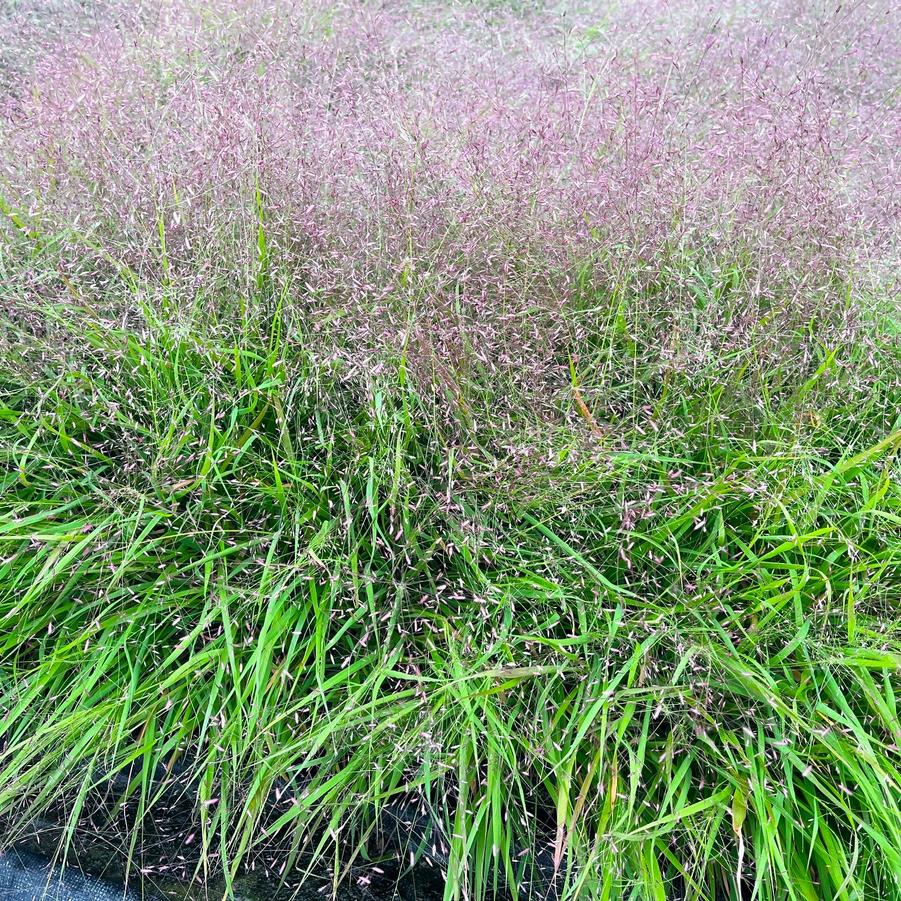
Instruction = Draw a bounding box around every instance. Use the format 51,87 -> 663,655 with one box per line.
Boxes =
1,0 -> 898,431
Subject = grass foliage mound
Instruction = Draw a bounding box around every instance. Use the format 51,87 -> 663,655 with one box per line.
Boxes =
1,1 -> 900,898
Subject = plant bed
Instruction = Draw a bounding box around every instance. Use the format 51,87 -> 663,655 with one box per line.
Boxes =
1,1 -> 899,899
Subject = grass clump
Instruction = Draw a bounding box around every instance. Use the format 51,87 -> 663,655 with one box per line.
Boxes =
1,1 -> 901,899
